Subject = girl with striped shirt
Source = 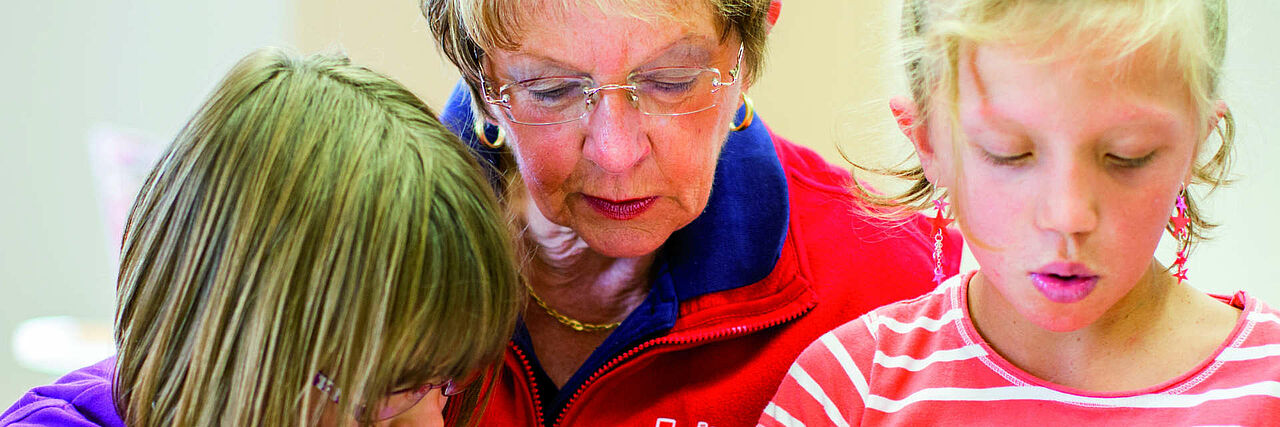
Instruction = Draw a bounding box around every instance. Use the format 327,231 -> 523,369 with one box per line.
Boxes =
761,0 -> 1280,425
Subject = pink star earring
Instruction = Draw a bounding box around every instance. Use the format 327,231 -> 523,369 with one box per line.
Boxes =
928,197 -> 954,284
1169,190 -> 1191,283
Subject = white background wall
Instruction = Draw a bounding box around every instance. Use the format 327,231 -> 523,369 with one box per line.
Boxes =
0,0 -> 290,403
1,0 -> 1276,405
1197,1 -> 1280,297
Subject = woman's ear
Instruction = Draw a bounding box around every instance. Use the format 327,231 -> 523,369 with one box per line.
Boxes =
483,107 -> 501,126
891,96 -> 947,185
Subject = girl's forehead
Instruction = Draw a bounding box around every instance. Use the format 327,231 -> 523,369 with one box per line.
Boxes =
970,42 -> 1175,87
959,43 -> 1194,130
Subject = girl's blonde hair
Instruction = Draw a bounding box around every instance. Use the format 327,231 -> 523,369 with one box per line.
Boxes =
112,47 -> 522,426
855,0 -> 1234,249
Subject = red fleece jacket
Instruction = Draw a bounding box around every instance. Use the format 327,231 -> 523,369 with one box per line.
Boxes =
465,134 -> 961,427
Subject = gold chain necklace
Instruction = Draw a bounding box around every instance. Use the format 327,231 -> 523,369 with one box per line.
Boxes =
526,285 -> 621,332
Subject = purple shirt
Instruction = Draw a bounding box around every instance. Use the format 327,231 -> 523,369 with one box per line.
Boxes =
1,358 -> 124,427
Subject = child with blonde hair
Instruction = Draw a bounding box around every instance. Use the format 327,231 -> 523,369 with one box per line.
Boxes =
760,0 -> 1280,424
1,48 -> 522,426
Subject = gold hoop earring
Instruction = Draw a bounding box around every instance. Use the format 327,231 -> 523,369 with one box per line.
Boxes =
730,93 -> 755,132
474,117 -> 505,149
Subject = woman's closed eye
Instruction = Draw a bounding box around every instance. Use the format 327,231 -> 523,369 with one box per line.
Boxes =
519,79 -> 587,104
634,68 -> 705,95
638,77 -> 696,94
530,87 -> 579,102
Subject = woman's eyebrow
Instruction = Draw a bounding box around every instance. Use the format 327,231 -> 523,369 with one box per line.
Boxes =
504,34 -> 719,78
497,57 -> 583,80
638,36 -> 716,67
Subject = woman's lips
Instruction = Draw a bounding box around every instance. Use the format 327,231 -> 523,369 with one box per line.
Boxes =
1029,264 -> 1099,304
582,195 -> 658,220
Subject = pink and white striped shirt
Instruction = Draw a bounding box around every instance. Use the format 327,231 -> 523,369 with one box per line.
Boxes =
760,272 -> 1280,426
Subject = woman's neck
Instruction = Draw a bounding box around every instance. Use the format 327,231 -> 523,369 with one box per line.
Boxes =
519,200 -> 656,325
968,262 -> 1239,392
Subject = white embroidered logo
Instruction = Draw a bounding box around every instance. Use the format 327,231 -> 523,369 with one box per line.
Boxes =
654,418 -> 713,427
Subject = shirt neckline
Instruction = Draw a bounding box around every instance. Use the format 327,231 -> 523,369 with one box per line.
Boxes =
948,270 -> 1253,398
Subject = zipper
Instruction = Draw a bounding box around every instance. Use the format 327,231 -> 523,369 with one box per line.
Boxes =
510,341 -> 546,426
551,304 -> 813,426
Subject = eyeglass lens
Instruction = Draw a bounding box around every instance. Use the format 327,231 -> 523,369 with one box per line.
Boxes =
361,379 -> 461,422
498,67 -> 724,125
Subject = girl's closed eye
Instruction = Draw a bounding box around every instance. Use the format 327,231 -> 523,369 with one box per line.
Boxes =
966,123 -> 1034,167
1102,136 -> 1163,169
972,136 -> 1034,167
1105,151 -> 1157,168
981,148 -> 1033,166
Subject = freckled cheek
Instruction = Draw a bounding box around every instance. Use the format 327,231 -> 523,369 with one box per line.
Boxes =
509,128 -> 583,192
648,120 -> 724,201
956,173 -> 1027,249
955,172 -> 1041,288
1106,195 -> 1172,265
964,217 -> 1021,283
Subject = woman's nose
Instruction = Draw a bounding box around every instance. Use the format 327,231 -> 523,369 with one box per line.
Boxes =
582,90 -> 649,173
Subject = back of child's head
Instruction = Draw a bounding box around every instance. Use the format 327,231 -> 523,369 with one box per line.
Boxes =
111,47 -> 522,426
865,0 -> 1233,246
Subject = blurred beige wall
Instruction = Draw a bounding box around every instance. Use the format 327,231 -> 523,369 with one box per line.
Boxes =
294,1 -> 906,171
297,0 -> 461,109
0,0 -> 291,403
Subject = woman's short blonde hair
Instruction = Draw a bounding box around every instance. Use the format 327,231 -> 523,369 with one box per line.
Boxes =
421,0 -> 774,120
112,47 -> 522,426
855,0 -> 1233,249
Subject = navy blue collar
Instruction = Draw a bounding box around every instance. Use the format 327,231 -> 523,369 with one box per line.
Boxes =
440,81 -> 789,299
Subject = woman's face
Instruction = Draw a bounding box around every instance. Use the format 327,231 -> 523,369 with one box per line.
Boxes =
482,4 -> 746,258
920,44 -> 1207,332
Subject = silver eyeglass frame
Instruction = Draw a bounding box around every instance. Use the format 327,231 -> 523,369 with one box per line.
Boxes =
480,45 -> 745,126
311,372 -> 460,422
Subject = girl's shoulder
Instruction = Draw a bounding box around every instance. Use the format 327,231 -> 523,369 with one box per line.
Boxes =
0,357 -> 123,427
1210,291 -> 1280,362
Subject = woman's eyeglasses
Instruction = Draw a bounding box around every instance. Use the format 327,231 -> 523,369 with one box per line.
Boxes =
481,45 -> 744,126
313,372 -> 462,422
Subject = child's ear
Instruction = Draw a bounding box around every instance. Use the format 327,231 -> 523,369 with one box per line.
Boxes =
891,96 -> 948,186
1187,100 -> 1230,183
767,0 -> 782,31
1209,100 -> 1229,134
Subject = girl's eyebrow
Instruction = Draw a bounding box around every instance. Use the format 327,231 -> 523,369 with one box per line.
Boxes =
1097,113 -> 1183,142
971,105 -> 1183,142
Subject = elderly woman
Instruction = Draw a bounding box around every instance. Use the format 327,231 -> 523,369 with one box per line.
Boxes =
422,1 -> 960,425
